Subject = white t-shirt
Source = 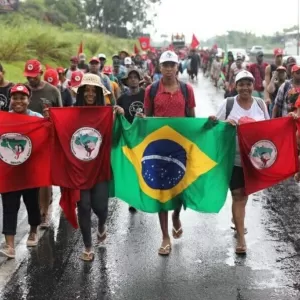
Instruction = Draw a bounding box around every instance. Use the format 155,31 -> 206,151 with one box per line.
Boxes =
216,96 -> 270,166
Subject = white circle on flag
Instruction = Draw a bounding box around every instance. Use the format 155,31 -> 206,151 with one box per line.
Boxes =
70,127 -> 102,161
0,133 -> 32,165
249,140 -> 277,169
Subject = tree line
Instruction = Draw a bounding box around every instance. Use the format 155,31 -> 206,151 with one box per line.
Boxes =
2,0 -> 161,38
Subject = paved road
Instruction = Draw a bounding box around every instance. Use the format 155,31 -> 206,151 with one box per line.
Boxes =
0,74 -> 300,300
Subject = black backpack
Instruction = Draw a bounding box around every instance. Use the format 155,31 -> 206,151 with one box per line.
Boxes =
148,80 -> 190,116
225,97 -> 269,119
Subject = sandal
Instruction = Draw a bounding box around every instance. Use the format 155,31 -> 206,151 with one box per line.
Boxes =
80,251 -> 94,261
158,244 -> 171,256
172,213 -> 183,239
235,245 -> 247,255
97,226 -> 107,244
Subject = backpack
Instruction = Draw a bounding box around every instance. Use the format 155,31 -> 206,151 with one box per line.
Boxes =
275,81 -> 290,118
149,81 -> 190,117
225,97 -> 269,120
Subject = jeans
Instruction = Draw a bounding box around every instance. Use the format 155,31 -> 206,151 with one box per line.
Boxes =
77,181 -> 109,248
1,188 -> 41,235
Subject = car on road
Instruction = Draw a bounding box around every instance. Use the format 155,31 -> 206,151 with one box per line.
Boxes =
229,48 -> 250,62
250,45 -> 264,55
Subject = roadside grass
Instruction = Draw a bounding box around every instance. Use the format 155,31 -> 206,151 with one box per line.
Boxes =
0,19 -> 134,82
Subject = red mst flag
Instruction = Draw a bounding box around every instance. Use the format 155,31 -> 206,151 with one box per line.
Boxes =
50,107 -> 113,228
134,44 -> 139,54
191,34 -> 200,49
238,117 -> 298,195
138,36 -> 150,51
77,41 -> 83,57
0,112 -> 51,193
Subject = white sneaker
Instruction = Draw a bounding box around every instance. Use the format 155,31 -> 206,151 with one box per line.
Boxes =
27,232 -> 38,247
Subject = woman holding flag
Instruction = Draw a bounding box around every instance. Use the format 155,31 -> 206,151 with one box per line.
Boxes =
210,70 -> 269,254
0,84 -> 43,259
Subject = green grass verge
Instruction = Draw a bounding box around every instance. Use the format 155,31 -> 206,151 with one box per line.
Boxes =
0,19 -> 135,83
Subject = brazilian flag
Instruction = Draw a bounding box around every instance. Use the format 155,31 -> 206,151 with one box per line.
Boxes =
110,116 -> 236,213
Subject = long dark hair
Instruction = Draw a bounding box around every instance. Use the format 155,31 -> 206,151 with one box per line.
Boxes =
74,85 -> 105,106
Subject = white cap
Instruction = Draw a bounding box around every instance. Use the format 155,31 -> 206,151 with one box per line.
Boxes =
159,51 -> 179,64
98,53 -> 106,59
124,57 -> 132,65
235,70 -> 254,83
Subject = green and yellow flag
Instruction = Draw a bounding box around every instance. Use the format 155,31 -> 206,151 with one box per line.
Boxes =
110,116 -> 236,213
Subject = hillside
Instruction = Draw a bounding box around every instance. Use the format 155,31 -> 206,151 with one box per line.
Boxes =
0,18 -> 135,83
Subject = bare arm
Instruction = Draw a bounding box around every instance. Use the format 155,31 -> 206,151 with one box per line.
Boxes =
267,73 -> 277,94
264,65 -> 271,103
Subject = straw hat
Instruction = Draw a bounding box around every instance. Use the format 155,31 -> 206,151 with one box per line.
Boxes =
78,73 -> 111,96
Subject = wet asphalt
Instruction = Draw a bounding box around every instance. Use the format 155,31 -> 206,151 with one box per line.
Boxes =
0,73 -> 300,300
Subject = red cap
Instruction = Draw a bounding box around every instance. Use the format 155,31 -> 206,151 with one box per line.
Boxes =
89,56 -> 100,64
10,84 -> 31,97
274,48 -> 284,57
102,66 -> 113,75
68,71 -> 83,87
276,66 -> 287,71
57,67 -> 65,74
292,65 -> 300,73
24,59 -> 42,77
44,69 -> 59,87
70,56 -> 79,63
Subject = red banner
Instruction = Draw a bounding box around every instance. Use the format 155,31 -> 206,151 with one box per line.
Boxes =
238,117 -> 298,195
0,112 -> 51,193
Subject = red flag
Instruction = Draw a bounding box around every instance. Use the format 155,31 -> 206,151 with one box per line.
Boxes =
0,112 -> 51,193
238,117 -> 298,195
191,34 -> 200,49
134,44 -> 139,54
49,107 -> 113,227
138,36 -> 150,51
77,41 -> 83,57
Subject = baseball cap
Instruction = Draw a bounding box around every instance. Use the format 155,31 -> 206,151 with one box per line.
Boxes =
24,59 -> 42,77
159,51 -> 179,64
121,68 -> 143,86
235,70 -> 254,83
89,56 -> 100,64
274,48 -> 284,57
70,56 -> 79,63
236,53 -> 243,60
56,67 -> 65,74
276,66 -> 287,72
78,53 -> 86,60
68,71 -> 83,93
44,69 -> 59,87
102,66 -> 113,75
292,65 -> 300,73
98,53 -> 106,60
287,56 -> 297,66
10,84 -> 31,97
124,57 -> 132,65
256,51 -> 264,57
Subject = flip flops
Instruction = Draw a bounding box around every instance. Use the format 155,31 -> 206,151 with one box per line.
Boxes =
158,244 -> 172,256
97,226 -> 107,244
235,245 -> 247,255
80,251 -> 94,261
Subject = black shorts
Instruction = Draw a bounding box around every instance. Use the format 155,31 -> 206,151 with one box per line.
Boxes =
229,166 -> 245,191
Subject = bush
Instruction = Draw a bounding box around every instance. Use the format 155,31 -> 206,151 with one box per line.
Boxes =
0,16 -> 135,81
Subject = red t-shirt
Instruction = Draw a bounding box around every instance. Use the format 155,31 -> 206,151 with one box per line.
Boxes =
144,80 -> 196,117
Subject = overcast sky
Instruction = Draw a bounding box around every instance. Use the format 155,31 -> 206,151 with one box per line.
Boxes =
151,0 -> 300,41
